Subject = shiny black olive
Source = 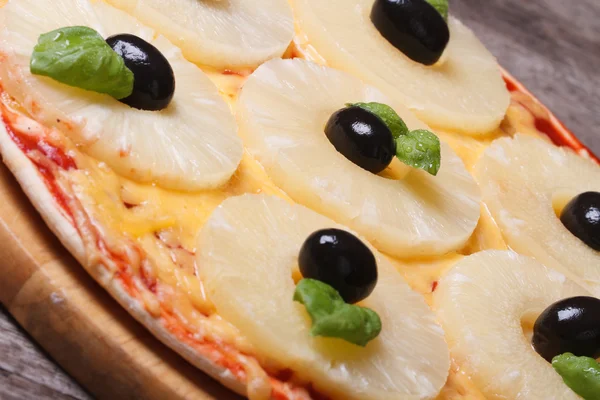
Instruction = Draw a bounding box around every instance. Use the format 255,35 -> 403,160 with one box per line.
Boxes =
106,34 -> 175,111
560,192 -> 600,251
299,228 -> 378,304
371,0 -> 450,65
532,296 -> 600,362
325,106 -> 396,174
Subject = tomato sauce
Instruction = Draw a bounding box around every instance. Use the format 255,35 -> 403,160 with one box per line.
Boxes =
2,113 -> 76,222
502,72 -> 599,163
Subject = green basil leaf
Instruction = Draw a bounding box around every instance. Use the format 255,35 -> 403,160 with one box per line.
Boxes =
293,279 -> 382,347
346,102 -> 442,176
348,102 -> 409,139
395,129 -> 441,176
552,353 -> 600,400
426,0 -> 449,21
30,26 -> 134,100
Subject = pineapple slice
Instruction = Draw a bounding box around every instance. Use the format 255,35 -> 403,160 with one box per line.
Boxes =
291,0 -> 510,134
198,194 -> 450,400
237,58 -> 481,258
433,250 -> 588,399
475,134 -> 600,295
105,0 -> 294,68
0,0 -> 242,191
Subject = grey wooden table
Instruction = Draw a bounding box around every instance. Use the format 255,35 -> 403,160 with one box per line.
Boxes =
1,0 -> 599,399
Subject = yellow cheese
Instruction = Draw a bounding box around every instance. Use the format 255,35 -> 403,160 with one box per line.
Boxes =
52,28 -> 557,400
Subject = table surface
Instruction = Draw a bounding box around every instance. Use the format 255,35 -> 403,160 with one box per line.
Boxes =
1,0 -> 599,399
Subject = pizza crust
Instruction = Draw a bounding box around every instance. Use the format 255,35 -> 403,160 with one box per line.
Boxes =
0,118 -> 248,398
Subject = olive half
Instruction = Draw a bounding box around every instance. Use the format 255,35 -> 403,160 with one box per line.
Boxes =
533,296 -> 600,362
299,228 -> 378,304
325,106 -> 396,174
106,34 -> 175,111
371,0 -> 450,65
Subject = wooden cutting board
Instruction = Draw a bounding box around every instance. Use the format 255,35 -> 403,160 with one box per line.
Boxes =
0,162 -> 241,400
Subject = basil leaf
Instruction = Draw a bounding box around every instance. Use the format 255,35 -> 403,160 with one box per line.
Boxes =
552,353 -> 600,400
30,26 -> 134,100
293,279 -> 382,347
426,0 -> 449,21
395,129 -> 441,176
346,102 -> 442,175
348,102 -> 409,139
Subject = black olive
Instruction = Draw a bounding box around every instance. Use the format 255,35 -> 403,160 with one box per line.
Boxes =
299,228 -> 378,304
560,192 -> 600,251
325,106 -> 396,174
532,296 -> 600,362
106,34 -> 175,111
371,0 -> 450,65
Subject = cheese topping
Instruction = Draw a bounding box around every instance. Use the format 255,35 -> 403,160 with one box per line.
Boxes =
64,52 -> 545,398
0,26 -> 576,400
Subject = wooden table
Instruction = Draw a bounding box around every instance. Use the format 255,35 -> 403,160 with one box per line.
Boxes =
1,0 -> 599,398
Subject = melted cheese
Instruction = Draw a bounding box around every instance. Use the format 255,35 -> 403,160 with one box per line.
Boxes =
7,25 -> 561,399
68,63 -> 509,399
72,42 -> 520,399
240,355 -> 273,400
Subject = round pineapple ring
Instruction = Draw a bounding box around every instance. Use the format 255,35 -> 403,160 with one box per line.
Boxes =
0,0 -> 242,191
434,251 -> 588,399
105,0 -> 294,68
475,134 -> 600,295
198,194 -> 450,400
237,58 -> 481,258
291,0 -> 510,134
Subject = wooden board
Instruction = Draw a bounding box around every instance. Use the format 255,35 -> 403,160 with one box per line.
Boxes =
0,162 -> 240,400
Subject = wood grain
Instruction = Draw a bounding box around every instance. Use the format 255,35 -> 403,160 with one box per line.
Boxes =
0,308 -> 88,400
1,0 -> 599,399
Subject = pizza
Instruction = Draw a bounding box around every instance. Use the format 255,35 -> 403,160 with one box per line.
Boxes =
1,0 -> 599,399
